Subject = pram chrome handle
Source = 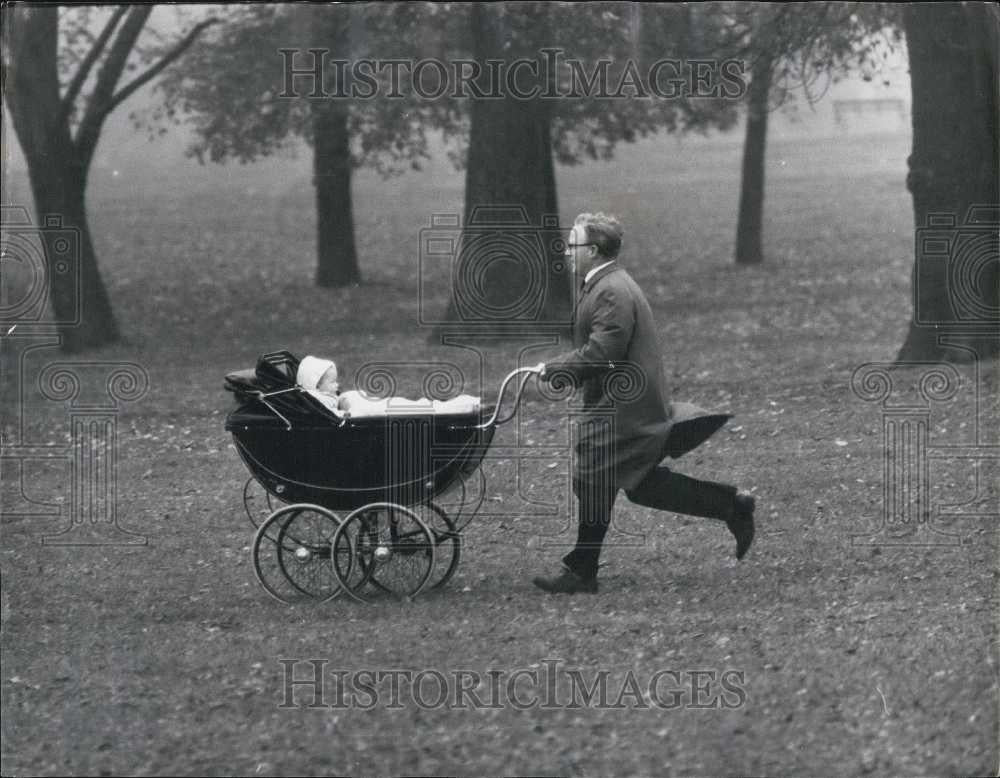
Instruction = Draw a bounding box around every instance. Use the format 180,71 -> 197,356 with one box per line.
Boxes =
252,387 -> 298,430
475,365 -> 544,430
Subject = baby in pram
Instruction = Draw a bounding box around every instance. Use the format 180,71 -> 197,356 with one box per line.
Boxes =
296,356 -> 480,417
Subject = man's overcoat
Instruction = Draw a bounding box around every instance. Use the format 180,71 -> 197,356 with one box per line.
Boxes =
546,263 -> 728,490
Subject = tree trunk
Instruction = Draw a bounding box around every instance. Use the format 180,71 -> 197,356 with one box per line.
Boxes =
438,4 -> 570,332
897,3 -> 999,362
306,3 -> 360,288
312,100 -> 360,287
735,51 -> 772,266
3,6 -> 119,352
28,166 -> 120,352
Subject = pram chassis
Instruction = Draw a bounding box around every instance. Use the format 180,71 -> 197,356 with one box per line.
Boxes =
226,360 -> 542,604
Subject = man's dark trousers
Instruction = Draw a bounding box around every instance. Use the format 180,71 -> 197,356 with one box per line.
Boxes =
562,467 -> 738,580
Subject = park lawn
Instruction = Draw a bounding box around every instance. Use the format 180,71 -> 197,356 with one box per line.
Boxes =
1,131 -> 997,776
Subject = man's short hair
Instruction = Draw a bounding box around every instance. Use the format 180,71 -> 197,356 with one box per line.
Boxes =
574,212 -> 624,259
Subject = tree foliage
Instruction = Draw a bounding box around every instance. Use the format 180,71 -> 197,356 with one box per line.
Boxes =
143,4 -> 460,176
708,2 -> 903,111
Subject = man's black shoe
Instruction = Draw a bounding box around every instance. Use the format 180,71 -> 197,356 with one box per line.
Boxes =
532,568 -> 599,594
727,492 -> 756,560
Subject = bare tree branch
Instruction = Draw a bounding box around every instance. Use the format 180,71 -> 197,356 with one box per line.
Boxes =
104,17 -> 218,116
73,5 -> 152,160
58,5 -> 128,126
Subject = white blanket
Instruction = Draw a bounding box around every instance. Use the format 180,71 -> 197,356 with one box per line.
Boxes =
305,389 -> 480,418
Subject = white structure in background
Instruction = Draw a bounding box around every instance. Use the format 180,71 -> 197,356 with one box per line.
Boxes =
768,35 -> 911,140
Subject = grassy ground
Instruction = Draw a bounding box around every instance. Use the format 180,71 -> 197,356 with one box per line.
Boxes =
1,131 -> 997,777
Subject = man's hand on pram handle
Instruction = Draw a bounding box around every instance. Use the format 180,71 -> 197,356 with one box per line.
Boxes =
475,365 -> 546,429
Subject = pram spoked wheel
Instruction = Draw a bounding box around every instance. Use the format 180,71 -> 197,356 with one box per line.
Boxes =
423,502 -> 461,590
252,504 -> 351,604
331,503 -> 436,602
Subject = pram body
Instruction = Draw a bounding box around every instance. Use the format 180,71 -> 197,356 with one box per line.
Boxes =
224,351 -> 532,604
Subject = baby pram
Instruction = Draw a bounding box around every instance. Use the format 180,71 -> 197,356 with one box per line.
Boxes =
224,351 -> 540,604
